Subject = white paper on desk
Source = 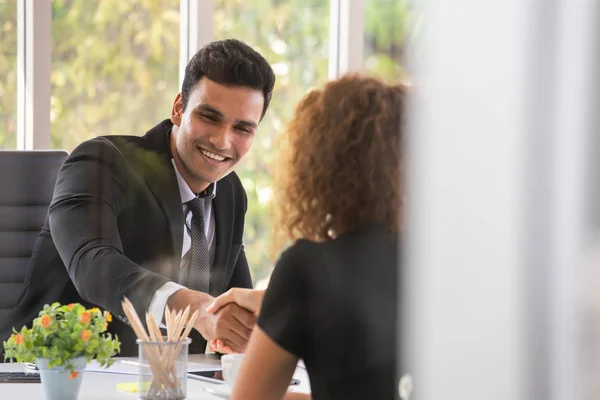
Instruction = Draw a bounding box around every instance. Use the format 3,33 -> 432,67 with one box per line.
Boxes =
84,359 -> 222,375
84,360 -> 138,375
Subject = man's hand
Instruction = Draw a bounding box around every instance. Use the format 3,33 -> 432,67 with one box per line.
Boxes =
205,288 -> 265,354
199,303 -> 257,353
167,288 -> 257,353
167,287 -> 214,316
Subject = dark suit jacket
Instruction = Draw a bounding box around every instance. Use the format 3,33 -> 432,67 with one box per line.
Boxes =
0,120 -> 252,356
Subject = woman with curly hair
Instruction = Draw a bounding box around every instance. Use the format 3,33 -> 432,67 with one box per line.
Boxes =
206,74 -> 405,400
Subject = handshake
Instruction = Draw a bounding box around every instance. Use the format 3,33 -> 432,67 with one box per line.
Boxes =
167,288 -> 264,354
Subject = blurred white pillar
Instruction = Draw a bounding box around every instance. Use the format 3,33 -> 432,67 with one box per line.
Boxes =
548,1 -> 598,399
404,0 -> 598,399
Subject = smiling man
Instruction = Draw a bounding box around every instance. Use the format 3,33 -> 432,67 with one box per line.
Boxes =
0,39 -> 276,357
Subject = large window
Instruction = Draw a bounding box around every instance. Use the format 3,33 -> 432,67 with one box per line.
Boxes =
50,0 -> 180,151
364,0 -> 416,81
214,0 -> 330,286
0,0 -> 17,149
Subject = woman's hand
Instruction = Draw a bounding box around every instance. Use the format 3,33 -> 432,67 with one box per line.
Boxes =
206,288 -> 265,315
206,288 -> 265,354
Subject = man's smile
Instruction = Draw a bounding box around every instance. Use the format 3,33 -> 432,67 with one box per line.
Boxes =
198,147 -> 231,163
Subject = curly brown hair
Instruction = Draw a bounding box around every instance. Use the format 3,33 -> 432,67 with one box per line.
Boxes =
271,74 -> 405,252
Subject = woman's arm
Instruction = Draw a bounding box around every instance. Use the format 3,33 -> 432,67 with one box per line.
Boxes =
230,327 -> 299,400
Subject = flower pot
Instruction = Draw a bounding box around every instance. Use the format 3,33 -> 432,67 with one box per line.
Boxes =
36,357 -> 87,400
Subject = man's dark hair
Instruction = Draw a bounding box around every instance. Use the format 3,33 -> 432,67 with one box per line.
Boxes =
181,39 -> 276,121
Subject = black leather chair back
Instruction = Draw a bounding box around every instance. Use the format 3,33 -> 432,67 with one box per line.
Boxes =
0,150 -> 68,323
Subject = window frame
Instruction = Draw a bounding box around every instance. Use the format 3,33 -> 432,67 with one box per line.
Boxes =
17,0 -> 364,150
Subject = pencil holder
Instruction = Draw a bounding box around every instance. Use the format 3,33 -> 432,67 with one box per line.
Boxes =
137,338 -> 190,400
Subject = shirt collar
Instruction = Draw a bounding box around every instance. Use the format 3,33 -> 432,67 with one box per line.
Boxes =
171,159 -> 217,204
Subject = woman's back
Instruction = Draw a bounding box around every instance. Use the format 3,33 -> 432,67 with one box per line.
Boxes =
258,224 -> 399,400
230,74 -> 405,400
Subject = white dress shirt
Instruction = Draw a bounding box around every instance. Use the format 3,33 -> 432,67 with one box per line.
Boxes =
147,160 -> 216,324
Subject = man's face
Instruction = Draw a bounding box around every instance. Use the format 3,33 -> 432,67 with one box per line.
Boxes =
170,77 -> 264,192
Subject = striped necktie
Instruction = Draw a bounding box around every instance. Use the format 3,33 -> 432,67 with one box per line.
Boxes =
185,196 -> 211,353
186,197 -> 211,293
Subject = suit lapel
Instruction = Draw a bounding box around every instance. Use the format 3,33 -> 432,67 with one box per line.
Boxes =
142,121 -> 184,279
144,161 -> 183,276
210,177 -> 234,296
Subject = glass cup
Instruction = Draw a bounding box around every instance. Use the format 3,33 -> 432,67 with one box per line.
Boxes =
137,338 -> 191,400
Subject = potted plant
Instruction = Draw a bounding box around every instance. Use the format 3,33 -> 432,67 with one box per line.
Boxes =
3,302 -> 121,400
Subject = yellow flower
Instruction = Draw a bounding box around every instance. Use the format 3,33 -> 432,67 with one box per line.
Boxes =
104,311 -> 112,322
80,312 -> 91,324
81,330 -> 91,342
40,315 -> 52,329
90,308 -> 100,314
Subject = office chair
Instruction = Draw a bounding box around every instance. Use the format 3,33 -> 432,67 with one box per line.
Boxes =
0,150 -> 68,323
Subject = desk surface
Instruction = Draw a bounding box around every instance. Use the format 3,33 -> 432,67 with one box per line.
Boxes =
0,355 -> 310,399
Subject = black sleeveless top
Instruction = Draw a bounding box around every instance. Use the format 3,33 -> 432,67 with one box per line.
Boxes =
258,224 -> 399,400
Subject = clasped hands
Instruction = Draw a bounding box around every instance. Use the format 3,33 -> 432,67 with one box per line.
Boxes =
167,287 -> 264,354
